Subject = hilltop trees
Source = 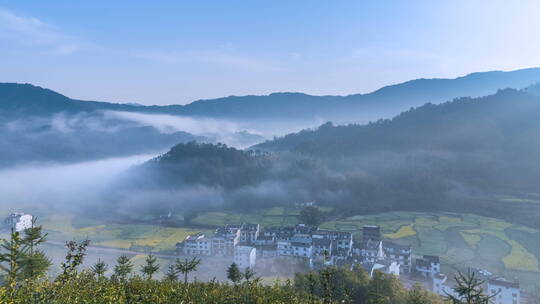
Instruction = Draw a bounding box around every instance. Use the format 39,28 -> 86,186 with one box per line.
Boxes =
299,206 -> 326,227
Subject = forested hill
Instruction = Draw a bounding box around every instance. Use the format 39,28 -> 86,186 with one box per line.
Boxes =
3,67 -> 540,121
255,88 -> 540,159
127,142 -> 272,190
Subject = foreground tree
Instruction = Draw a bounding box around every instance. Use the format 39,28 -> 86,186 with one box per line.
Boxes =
141,254 -> 160,280
113,255 -> 133,282
227,262 -> 242,285
176,257 -> 200,284
408,284 -> 441,304
164,264 -> 179,282
90,259 -> 108,279
58,239 -> 90,282
20,219 -> 51,281
446,270 -> 494,304
295,265 -> 372,304
243,267 -> 256,284
0,231 -> 27,285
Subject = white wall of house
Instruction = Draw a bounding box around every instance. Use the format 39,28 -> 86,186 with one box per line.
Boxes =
5,213 -> 33,232
234,246 -> 256,270
487,281 -> 520,304
277,241 -> 292,256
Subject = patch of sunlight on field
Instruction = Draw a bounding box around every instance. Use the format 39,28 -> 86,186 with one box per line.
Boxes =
414,216 -> 439,227
96,240 -> 133,249
140,227 -> 207,251
97,240 -> 132,249
78,225 -> 107,235
502,240 -> 539,272
459,232 -> 482,247
384,225 -> 416,239
439,215 -> 461,223
462,229 -> 508,241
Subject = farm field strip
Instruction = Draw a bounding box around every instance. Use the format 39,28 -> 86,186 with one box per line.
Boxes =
320,211 -> 540,289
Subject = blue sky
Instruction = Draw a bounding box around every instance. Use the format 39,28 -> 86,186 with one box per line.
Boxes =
1,1 -> 540,105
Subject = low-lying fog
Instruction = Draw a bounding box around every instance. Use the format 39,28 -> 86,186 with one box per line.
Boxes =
0,154 -> 155,215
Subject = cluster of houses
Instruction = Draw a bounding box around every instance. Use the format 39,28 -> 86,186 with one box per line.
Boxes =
178,222 -> 522,302
177,223 -> 413,276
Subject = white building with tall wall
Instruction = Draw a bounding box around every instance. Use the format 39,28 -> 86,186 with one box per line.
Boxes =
234,246 -> 256,270
5,213 -> 33,232
182,233 -> 212,256
487,278 -> 520,304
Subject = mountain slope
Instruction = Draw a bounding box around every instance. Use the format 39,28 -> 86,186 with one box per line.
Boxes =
254,88 -> 540,197
254,88 -> 540,156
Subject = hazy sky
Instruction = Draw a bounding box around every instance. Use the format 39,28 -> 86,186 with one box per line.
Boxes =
1,1 -> 539,105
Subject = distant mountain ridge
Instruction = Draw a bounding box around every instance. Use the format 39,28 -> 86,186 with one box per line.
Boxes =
3,67 -> 540,121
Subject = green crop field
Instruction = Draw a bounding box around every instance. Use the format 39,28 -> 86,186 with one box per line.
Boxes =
40,214 -> 211,253
320,211 -> 540,290
192,206 -> 325,228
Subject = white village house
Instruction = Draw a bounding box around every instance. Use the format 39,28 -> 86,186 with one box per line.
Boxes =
234,246 -> 256,270
5,212 -> 33,232
487,278 -> 520,304
432,273 -> 521,303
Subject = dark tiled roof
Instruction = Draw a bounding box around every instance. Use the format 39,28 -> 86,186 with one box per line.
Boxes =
416,258 -> 433,268
291,242 -> 312,248
258,244 -> 277,251
364,240 -> 381,250
313,238 -> 332,247
256,235 -> 275,241
423,255 -> 439,263
383,241 -> 411,251
242,223 -> 260,231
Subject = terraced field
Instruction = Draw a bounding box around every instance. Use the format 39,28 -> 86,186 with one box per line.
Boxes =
41,214 -> 211,253
192,207 -> 309,227
320,211 -> 540,290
